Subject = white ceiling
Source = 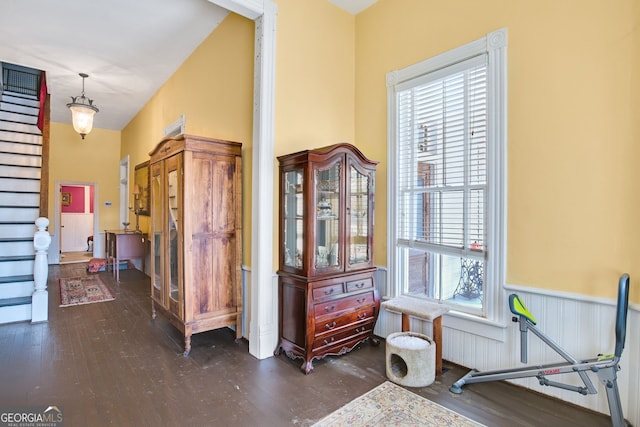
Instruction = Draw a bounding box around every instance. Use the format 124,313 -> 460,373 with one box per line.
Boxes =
0,0 -> 376,132
328,0 -> 378,15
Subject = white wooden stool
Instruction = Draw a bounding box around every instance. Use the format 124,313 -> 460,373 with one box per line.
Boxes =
381,296 -> 449,375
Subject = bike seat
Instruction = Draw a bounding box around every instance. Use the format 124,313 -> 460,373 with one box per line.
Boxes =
509,294 -> 537,324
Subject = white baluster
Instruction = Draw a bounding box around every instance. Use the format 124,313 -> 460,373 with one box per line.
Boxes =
32,217 -> 51,323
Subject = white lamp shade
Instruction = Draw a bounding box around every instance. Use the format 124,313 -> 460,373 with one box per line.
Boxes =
69,105 -> 97,137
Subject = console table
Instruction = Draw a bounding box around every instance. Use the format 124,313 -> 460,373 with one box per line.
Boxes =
105,230 -> 146,282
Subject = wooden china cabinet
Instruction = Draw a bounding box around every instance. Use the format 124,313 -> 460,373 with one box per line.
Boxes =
275,143 -> 379,374
149,134 -> 243,356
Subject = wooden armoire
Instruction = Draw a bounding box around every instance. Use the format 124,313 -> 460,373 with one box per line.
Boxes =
149,134 -> 242,356
275,143 -> 380,373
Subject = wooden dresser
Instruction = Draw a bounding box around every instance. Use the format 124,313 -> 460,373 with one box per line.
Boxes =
276,143 -> 379,373
149,134 -> 243,356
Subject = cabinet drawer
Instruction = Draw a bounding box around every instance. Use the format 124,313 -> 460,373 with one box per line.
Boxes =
313,291 -> 375,318
312,323 -> 373,351
314,306 -> 376,335
346,277 -> 373,293
312,283 -> 344,300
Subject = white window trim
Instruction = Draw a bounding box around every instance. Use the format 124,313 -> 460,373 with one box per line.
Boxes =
387,28 -> 508,338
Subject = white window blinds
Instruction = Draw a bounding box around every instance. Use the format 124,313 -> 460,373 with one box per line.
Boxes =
396,54 -> 487,259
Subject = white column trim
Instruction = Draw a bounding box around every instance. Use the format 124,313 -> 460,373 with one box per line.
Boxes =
210,0 -> 263,19
485,28 -> 508,324
208,0 -> 278,359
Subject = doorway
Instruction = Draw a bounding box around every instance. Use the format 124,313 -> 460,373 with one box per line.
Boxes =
53,181 -> 99,265
120,156 -> 130,228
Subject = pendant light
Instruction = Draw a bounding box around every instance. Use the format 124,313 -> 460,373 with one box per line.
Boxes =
67,73 -> 99,139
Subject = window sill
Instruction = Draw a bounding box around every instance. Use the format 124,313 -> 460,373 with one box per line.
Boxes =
442,310 -> 508,342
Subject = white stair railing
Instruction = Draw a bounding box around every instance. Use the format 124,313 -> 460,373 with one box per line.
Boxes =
31,217 -> 51,323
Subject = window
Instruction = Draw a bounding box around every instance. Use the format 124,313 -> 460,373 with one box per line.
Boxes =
387,29 -> 507,324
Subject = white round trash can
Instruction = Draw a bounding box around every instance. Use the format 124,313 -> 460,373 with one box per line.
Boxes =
386,331 -> 435,387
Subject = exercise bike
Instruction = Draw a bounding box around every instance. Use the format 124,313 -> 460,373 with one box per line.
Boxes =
450,274 -> 630,427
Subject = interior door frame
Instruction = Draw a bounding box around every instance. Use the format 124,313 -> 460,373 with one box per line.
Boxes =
119,155 -> 130,227
52,180 -> 99,264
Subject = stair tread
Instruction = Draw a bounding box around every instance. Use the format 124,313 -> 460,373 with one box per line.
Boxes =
0,163 -> 41,168
0,150 -> 42,157
0,118 -> 38,125
0,129 -> 42,136
0,255 -> 35,262
0,237 -> 33,242
0,96 -> 39,103
0,105 -> 38,114
0,190 -> 40,194
0,296 -> 32,308
0,275 -> 33,284
0,177 -> 40,181
0,140 -> 42,146
0,221 -> 37,225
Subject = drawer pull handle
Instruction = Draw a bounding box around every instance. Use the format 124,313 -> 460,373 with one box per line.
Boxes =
324,305 -> 336,312
324,288 -> 334,295
357,313 -> 368,320
325,322 -> 337,330
323,337 -> 335,345
354,282 -> 365,288
356,297 -> 367,304
355,328 -> 361,333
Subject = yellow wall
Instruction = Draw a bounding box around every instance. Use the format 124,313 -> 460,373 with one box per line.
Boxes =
356,0 -> 639,298
121,13 -> 255,262
633,2 -> 640,300
48,123 -> 122,230
274,0 -> 356,155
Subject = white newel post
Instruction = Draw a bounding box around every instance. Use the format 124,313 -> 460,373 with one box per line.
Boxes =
32,217 -> 51,323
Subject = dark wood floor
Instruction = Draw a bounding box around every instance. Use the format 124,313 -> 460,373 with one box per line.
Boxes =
0,264 -> 613,426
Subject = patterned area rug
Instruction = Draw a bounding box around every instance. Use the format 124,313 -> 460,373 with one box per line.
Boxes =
312,381 -> 485,427
59,275 -> 115,307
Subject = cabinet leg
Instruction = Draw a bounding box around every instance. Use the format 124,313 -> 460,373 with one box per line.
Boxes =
183,335 -> 191,357
235,319 -> 242,342
301,359 -> 314,375
151,300 -> 156,320
433,316 -> 443,376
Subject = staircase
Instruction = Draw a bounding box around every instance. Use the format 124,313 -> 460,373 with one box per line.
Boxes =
0,72 -> 46,324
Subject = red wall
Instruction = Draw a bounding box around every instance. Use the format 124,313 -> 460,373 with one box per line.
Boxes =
61,185 -> 94,213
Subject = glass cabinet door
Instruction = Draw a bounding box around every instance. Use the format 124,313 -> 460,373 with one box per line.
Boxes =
151,163 -> 164,305
283,169 -> 304,269
348,164 -> 371,265
315,161 -> 341,269
167,165 -> 180,304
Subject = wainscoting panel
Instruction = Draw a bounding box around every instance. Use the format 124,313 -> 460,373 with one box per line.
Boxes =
627,309 -> 640,425
374,267 -> 639,425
